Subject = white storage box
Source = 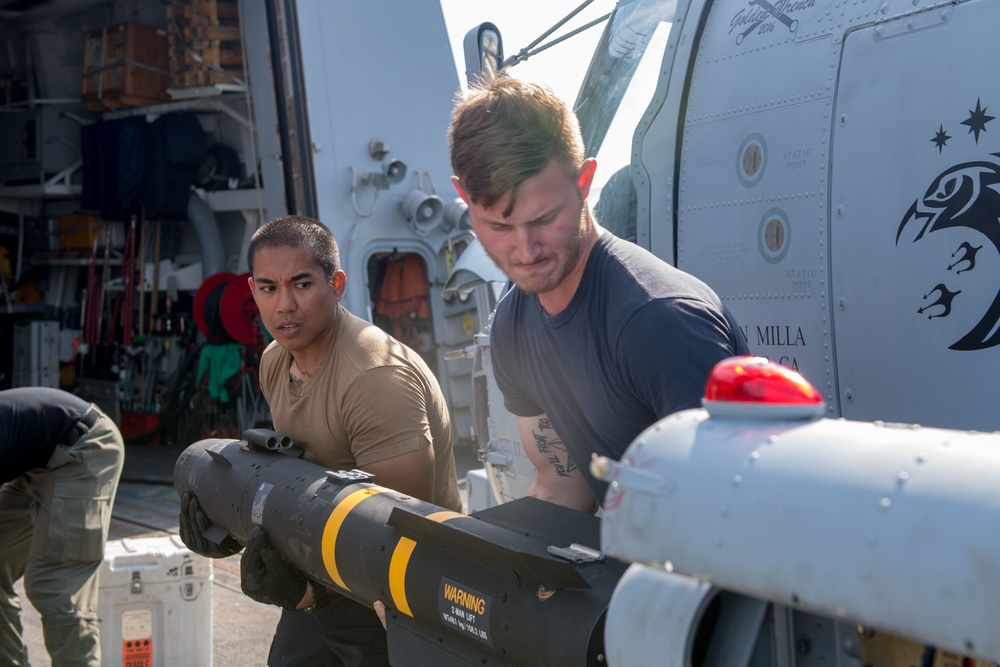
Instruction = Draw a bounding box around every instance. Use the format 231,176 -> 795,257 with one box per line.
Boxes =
464,467 -> 495,513
98,535 -> 212,667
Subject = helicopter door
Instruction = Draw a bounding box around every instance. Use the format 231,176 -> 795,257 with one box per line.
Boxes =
369,252 -> 436,374
829,0 -> 1000,431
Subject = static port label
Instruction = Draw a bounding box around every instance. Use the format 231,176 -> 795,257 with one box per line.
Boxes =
438,577 -> 492,645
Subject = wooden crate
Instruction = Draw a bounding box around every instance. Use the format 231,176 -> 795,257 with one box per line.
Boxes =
166,0 -> 244,90
81,23 -> 171,111
56,214 -> 104,250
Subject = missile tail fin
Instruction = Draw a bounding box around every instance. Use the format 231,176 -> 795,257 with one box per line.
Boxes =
206,443 -> 233,467
203,523 -> 232,546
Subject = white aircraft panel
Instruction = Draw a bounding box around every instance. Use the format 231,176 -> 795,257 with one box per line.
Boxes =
830,0 -> 1000,430
685,0 -> 839,122
676,1 -> 841,404
679,103 -> 835,403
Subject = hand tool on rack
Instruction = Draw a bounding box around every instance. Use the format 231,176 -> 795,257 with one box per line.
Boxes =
96,221 -> 111,342
149,219 -> 161,333
121,216 -> 137,346
138,214 -> 146,336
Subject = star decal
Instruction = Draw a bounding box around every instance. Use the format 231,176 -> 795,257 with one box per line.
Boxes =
960,97 -> 995,144
931,124 -> 951,153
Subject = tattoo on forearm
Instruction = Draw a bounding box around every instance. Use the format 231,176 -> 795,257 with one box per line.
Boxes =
532,429 -> 551,453
548,455 -> 576,477
531,418 -> 576,478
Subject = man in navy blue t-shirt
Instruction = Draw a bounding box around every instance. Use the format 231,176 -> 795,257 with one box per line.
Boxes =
0,387 -> 124,666
448,77 -> 748,512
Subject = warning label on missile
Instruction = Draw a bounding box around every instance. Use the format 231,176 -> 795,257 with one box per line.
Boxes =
438,577 -> 492,645
252,482 -> 273,526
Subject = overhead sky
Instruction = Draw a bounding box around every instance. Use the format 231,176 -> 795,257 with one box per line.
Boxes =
440,1 -> 607,107
439,0 -> 671,197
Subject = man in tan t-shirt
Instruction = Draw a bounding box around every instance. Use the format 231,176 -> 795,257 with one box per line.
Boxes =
182,215 -> 460,667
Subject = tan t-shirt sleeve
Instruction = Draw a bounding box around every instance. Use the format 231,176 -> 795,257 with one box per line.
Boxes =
341,365 -> 432,467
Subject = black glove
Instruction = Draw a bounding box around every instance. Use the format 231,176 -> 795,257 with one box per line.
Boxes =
241,526 -> 308,611
178,492 -> 243,559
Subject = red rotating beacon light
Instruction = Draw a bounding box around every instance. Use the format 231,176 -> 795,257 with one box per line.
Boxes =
702,356 -> 826,420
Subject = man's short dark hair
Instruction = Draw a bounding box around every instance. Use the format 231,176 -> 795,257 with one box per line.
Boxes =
247,215 -> 341,279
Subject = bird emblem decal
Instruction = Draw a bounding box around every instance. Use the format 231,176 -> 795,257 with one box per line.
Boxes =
896,153 -> 1000,351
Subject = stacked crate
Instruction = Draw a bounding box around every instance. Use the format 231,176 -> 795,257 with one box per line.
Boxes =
81,23 -> 171,110
167,0 -> 244,90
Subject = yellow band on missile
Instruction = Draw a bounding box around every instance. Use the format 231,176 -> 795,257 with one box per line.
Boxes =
388,510 -> 465,617
321,487 -> 386,591
389,537 -> 417,616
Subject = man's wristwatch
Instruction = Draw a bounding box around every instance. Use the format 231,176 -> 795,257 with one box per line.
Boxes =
303,583 -> 330,614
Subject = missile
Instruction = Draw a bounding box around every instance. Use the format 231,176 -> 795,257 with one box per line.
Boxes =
173,432 -> 626,667
596,358 -> 1000,662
